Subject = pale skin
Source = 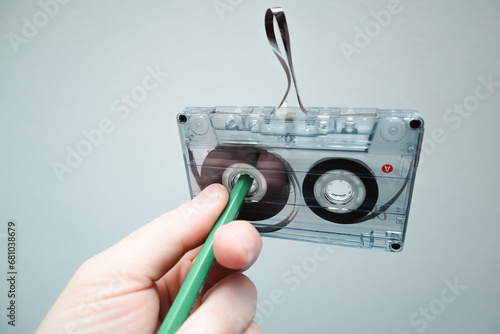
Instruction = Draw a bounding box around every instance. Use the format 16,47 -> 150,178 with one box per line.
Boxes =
37,184 -> 263,333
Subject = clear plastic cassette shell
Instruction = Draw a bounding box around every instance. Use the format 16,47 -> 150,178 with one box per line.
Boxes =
177,106 -> 424,252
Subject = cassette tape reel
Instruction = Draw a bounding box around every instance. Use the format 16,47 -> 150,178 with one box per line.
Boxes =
177,106 -> 424,252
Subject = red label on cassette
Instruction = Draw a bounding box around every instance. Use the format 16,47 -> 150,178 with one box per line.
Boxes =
382,164 -> 393,173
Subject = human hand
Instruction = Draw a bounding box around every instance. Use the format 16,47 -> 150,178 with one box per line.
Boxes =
37,184 -> 263,333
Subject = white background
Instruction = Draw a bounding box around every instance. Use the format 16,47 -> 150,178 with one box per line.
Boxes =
1,0 -> 499,333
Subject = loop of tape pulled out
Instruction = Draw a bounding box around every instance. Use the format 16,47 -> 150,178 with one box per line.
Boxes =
265,7 -> 308,114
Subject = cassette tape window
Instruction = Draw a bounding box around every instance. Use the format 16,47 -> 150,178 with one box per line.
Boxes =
177,106 -> 424,252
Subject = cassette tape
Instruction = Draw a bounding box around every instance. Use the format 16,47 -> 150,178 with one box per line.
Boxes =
177,106 -> 424,252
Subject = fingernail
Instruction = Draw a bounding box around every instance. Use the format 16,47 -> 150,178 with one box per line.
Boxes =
234,227 -> 258,261
195,185 -> 219,205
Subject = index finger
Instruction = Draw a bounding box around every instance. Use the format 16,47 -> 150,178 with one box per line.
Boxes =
87,184 -> 229,283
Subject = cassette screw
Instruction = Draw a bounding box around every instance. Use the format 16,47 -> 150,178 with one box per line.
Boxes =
344,119 -> 356,133
390,243 -> 402,251
409,119 -> 422,129
226,117 -> 236,129
283,135 -> 295,143
250,120 -> 259,133
319,120 -> 328,134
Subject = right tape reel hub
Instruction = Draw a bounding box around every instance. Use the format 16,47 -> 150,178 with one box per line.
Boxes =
303,158 -> 379,224
314,170 -> 366,213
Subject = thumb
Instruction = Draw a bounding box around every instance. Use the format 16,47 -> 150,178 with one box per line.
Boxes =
89,184 -> 229,283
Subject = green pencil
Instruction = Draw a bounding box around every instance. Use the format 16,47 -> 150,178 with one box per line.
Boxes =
157,174 -> 254,334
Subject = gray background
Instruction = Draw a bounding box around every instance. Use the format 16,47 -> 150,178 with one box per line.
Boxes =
1,0 -> 499,333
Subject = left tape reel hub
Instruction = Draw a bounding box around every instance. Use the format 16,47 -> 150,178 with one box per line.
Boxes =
200,146 -> 291,221
222,163 -> 267,202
